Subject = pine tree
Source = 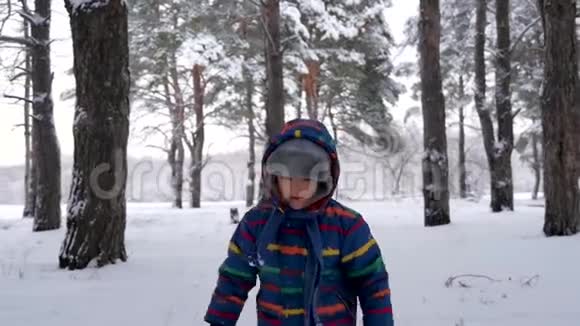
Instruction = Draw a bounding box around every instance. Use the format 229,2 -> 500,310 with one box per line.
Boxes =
419,0 -> 450,226
538,0 -> 579,236
130,0 -> 237,208
0,1 -> 36,217
60,0 -> 131,269
206,0 -> 267,206
129,0 -> 186,208
1,0 -> 62,229
440,0 -> 475,199
510,0 -> 543,200
493,0 -> 515,211
283,0 -> 401,148
29,0 -> 61,231
263,0 -> 285,141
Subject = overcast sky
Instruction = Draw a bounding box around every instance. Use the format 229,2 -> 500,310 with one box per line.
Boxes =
0,1 -> 419,167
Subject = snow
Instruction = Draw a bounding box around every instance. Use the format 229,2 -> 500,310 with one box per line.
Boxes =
423,149 -> 447,164
73,107 -> 88,126
68,0 -> 128,14
33,93 -> 48,103
297,0 -> 327,16
282,3 -> 310,41
18,12 -> 47,27
178,34 -> 225,67
1,198 -> 580,325
69,0 -> 108,12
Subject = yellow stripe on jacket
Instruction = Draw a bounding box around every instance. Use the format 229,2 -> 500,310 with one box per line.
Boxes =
341,238 -> 377,263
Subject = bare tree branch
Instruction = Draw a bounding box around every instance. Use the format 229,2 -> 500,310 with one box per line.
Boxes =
0,35 -> 34,47
0,44 -> 26,49
260,16 -> 277,55
9,71 -> 29,81
0,0 -> 13,35
4,93 -> 33,103
14,65 -> 31,74
447,121 -> 482,131
141,125 -> 170,141
183,133 -> 194,153
486,3 -> 496,15
510,16 -> 542,54
18,0 -> 31,15
281,34 -> 300,52
146,144 -> 170,153
512,107 -> 523,119
137,124 -> 172,148
246,0 -> 263,8
17,9 -> 46,26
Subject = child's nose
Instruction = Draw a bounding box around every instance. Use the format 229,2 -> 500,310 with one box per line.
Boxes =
292,182 -> 311,194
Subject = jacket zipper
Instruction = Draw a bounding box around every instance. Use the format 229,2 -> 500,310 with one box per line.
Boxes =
336,291 -> 356,320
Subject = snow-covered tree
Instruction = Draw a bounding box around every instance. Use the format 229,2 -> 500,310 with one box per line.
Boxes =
179,33 -> 240,208
210,56 -> 266,207
401,0 -> 476,198
263,0 -> 285,141
130,0 -> 242,208
510,0 -> 543,200
0,0 -> 61,229
491,0 -> 515,211
282,0 -> 401,149
440,0 -> 475,199
129,0 -> 186,208
0,0 -> 35,217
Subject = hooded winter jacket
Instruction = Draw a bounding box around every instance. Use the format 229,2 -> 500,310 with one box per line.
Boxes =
205,119 -> 394,326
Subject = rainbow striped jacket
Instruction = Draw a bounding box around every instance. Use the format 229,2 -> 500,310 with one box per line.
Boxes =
205,119 -> 394,326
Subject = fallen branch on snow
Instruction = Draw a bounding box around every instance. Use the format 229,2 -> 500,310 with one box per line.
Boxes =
445,274 -> 502,288
521,274 -> 540,287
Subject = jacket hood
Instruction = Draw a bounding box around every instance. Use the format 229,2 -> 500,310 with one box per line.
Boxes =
261,119 -> 340,208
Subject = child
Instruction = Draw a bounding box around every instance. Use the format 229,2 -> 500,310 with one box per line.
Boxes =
205,119 -> 393,326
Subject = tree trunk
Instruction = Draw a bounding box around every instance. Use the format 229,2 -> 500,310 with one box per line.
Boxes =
31,0 -> 61,231
24,122 -> 37,218
23,20 -> 35,218
493,0 -> 514,211
474,0 -> 501,211
531,129 -> 541,200
304,61 -> 320,120
327,99 -> 339,144
245,66 -> 256,208
164,5 -> 184,209
540,0 -> 579,236
165,67 -> 184,209
394,167 -> 404,196
419,0 -> 450,227
458,75 -> 467,199
296,76 -> 303,119
262,0 -> 284,141
327,100 -> 339,199
173,121 -> 185,209
60,0 -> 130,269
190,64 -> 205,208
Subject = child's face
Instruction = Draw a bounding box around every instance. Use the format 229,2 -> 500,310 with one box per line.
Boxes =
277,176 -> 317,209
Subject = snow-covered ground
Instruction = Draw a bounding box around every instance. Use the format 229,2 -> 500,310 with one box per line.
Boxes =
1,197 -> 579,326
